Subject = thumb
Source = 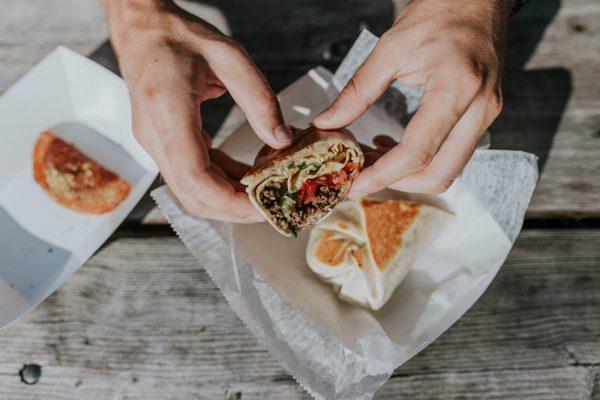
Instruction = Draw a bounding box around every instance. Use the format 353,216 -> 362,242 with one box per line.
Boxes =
206,40 -> 292,148
315,43 -> 396,129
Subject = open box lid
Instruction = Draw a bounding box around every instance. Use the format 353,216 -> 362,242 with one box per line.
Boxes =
0,47 -> 158,328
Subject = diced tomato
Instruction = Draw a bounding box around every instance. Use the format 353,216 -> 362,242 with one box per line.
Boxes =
298,179 -> 320,204
343,162 -> 360,175
298,173 -> 342,205
333,169 -> 348,186
297,163 -> 361,205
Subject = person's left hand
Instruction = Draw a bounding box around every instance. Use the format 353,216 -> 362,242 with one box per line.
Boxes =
315,0 -> 512,197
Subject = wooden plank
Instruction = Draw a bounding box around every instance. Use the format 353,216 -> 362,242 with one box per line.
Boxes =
492,0 -> 600,218
0,0 -> 107,94
379,367 -> 597,400
1,230 -> 599,399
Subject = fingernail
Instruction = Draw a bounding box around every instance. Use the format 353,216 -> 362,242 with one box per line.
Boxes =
316,107 -> 336,122
274,125 -> 293,144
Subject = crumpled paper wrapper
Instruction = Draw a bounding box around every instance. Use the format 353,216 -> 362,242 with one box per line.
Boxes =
151,31 -> 538,400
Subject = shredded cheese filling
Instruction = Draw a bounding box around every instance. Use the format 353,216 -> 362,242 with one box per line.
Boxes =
257,144 -> 360,221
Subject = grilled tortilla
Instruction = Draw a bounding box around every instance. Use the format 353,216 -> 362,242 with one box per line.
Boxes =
33,131 -> 131,214
241,126 -> 364,237
306,198 -> 451,310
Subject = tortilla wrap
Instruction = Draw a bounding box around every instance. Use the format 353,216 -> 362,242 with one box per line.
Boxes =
306,198 -> 452,310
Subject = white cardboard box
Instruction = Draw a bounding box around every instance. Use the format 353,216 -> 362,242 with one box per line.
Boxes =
0,47 -> 158,328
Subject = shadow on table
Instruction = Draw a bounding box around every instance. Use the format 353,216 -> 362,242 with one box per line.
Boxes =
490,0 -> 571,172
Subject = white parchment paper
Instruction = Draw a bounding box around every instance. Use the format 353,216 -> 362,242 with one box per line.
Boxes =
152,31 -> 538,400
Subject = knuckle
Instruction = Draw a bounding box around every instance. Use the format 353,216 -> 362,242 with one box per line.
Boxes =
452,58 -> 486,92
339,77 -> 369,110
172,173 -> 199,199
430,176 -> 455,194
460,69 -> 484,94
221,202 -> 238,216
411,148 -> 435,170
490,89 -> 504,117
447,102 -> 465,123
371,174 -> 389,191
138,80 -> 164,104
179,196 -> 205,217
213,196 -> 237,216
258,91 -> 279,111
370,163 -> 392,190
343,77 -> 361,98
250,92 -> 281,126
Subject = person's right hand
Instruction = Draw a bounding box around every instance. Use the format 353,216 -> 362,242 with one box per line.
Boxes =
100,0 -> 293,222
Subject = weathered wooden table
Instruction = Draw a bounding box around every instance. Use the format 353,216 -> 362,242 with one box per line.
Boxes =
1,1 -> 599,399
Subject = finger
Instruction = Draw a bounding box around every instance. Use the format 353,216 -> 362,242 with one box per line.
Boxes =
205,41 -> 293,148
389,95 -> 490,194
210,162 -> 247,191
348,73 -> 480,198
314,42 -> 396,129
202,130 -> 212,147
143,83 -> 261,220
141,123 -> 259,222
169,166 -> 261,221
177,193 -> 261,223
209,148 -> 251,180
198,81 -> 227,102
193,59 -> 227,102
202,79 -> 228,101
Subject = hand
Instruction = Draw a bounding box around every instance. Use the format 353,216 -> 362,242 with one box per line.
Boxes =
315,0 -> 512,197
100,0 -> 293,222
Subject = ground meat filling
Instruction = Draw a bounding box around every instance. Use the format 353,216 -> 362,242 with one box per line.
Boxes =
259,180 -> 342,234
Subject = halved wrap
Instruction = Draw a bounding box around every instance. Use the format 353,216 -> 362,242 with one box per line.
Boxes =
241,126 -> 364,237
306,198 -> 452,310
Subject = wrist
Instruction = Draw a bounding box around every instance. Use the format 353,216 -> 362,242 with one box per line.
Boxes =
100,0 -> 171,57
480,0 -> 517,20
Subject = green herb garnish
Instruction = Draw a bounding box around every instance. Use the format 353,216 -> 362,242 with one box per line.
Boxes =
290,228 -> 297,238
278,185 -> 287,198
281,195 -> 295,214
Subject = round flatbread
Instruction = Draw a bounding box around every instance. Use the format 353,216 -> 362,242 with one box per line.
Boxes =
33,131 -> 131,214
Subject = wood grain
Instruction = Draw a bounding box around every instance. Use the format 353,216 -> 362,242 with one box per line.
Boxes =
2,2 -> 600,399
0,0 -> 107,94
1,231 -> 599,399
492,0 -> 600,218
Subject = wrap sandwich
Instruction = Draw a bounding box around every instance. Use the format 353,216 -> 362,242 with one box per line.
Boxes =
306,198 -> 451,310
241,126 -> 364,237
